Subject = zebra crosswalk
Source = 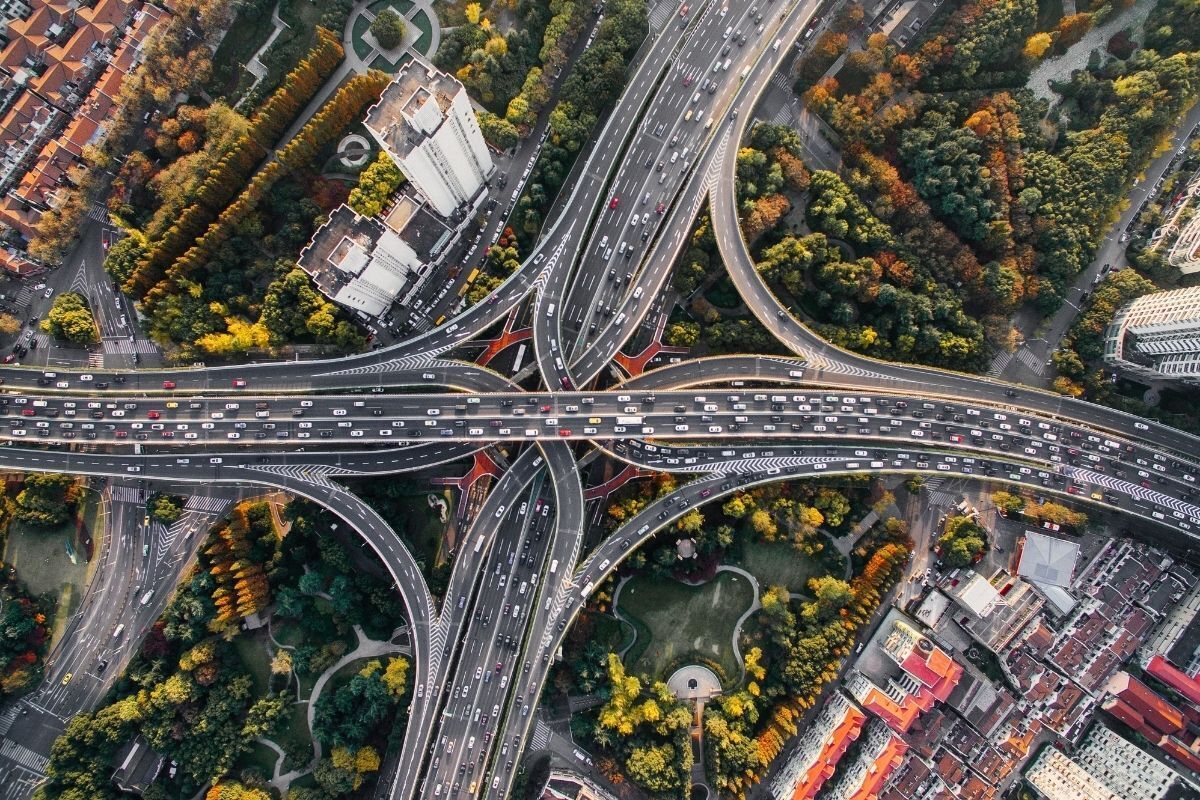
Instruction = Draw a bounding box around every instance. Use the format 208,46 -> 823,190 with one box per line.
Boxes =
770,72 -> 793,92
530,719 -> 552,750
0,707 -> 17,737
184,495 -> 229,513
30,333 -> 49,350
86,203 -> 109,224
101,337 -> 159,355
110,485 -> 142,504
1014,347 -> 1045,375
0,740 -> 47,773
648,0 -> 673,29
986,351 -> 1013,377
87,352 -> 104,367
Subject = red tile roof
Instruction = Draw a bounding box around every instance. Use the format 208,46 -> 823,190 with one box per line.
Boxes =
1147,655 -> 1200,707
1107,672 -> 1184,736
1158,736 -> 1200,773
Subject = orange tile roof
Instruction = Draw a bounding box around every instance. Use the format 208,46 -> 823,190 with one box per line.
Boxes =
1158,736 -> 1200,773
791,704 -> 868,800
0,196 -> 42,238
0,34 -> 43,70
62,114 -> 100,157
846,735 -> 908,800
76,0 -> 135,28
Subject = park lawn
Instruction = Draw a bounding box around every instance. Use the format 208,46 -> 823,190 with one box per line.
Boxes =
618,572 -> 754,683
279,701 -> 314,769
4,491 -> 97,648
234,632 -> 275,697
731,538 -> 840,593
409,8 -> 434,54
235,740 -> 280,779
207,5 -> 278,95
392,490 -> 449,568
371,52 -> 413,73
352,15 -> 374,60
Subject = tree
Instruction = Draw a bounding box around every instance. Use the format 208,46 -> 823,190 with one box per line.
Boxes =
0,313 -> 20,336
150,495 -> 183,524
42,292 -> 96,343
15,474 -> 78,527
938,515 -> 987,567
1023,32 -> 1053,59
809,576 -> 854,619
381,656 -> 408,698
370,8 -> 405,49
347,151 -> 405,217
993,491 -> 1025,516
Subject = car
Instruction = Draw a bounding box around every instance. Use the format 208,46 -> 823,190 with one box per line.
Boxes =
232,379 -> 248,388
61,672 -> 72,685
609,196 -> 619,209
655,202 -> 665,214
147,411 -> 161,419
162,380 -> 176,389
558,428 -> 572,436
682,74 -> 693,86
43,287 -> 53,299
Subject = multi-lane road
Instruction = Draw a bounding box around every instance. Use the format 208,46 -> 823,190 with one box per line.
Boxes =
2,0 -> 1198,797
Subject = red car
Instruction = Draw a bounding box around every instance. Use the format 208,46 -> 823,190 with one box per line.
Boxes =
115,430 -> 128,438
232,379 -> 247,388
162,380 -> 176,390
20,408 -> 34,416
161,431 -> 174,438
655,202 -> 665,214
558,428 -> 572,437
147,410 -> 161,419
540,404 -> 551,413
682,75 -> 693,87
609,196 -> 619,209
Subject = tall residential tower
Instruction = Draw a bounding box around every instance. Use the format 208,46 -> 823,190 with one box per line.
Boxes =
364,59 -> 494,217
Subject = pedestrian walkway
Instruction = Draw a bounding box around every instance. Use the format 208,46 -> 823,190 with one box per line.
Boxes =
101,337 -> 159,355
184,495 -> 230,514
86,203 -> 108,224
110,485 -> 143,504
986,350 -> 1013,377
530,719 -> 552,750
0,741 -> 46,773
0,707 -> 17,737
1013,347 -> 1045,376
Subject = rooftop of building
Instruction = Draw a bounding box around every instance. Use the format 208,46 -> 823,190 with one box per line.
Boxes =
1019,531 -> 1080,589
363,59 -> 461,158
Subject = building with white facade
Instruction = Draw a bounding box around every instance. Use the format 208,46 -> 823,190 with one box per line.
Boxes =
1073,724 -> 1181,800
1027,747 -> 1120,800
364,59 -> 494,217
297,202 -> 452,317
0,0 -> 31,34
1104,286 -> 1200,384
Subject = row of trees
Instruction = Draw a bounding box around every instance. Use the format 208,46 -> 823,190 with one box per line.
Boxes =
131,32 -> 350,306
28,0 -> 240,263
510,0 -> 647,245
703,521 -> 912,795
135,71 -> 388,360
0,563 -> 49,698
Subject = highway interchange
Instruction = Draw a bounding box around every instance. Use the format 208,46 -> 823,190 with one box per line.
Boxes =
2,0 -> 1199,797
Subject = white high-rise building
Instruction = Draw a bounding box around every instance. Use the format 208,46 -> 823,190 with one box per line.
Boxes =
1103,286 -> 1200,384
364,59 -> 494,218
1073,725 -> 1180,800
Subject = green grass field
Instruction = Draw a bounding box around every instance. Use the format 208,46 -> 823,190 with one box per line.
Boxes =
234,632 -> 275,697
731,538 -> 839,592
617,572 -> 754,682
